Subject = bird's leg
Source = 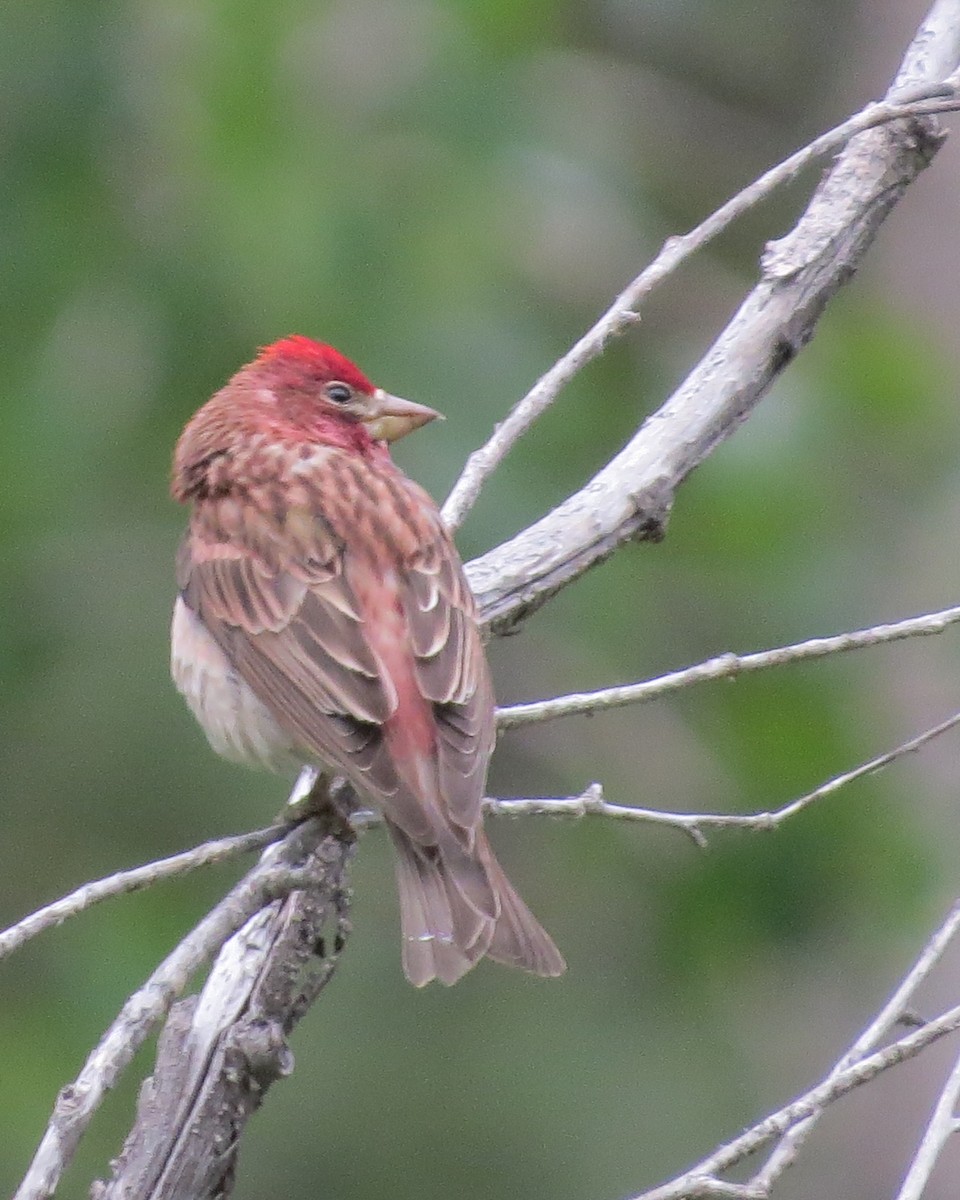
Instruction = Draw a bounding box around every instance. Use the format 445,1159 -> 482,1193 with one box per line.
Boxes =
280,768 -> 360,841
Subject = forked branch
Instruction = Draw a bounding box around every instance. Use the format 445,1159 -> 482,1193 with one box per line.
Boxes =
632,893 -> 960,1199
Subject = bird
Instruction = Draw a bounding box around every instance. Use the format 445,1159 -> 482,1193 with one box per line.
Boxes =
170,335 -> 565,986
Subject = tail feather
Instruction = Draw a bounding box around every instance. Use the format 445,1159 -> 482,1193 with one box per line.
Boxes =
479,833 -> 566,978
389,823 -> 491,986
388,821 -> 565,986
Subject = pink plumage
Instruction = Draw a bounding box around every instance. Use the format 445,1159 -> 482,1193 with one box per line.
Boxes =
170,336 -> 565,986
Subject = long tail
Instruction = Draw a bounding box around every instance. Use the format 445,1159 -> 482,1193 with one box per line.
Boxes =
387,821 -> 566,986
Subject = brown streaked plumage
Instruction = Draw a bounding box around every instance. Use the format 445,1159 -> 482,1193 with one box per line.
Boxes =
171,336 -> 565,985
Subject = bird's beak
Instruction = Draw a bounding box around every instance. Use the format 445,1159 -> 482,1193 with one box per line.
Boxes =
365,389 -> 444,443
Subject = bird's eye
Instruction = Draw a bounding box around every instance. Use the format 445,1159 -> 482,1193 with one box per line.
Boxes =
325,382 -> 353,405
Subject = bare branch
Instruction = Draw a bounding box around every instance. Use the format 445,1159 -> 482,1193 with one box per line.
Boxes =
487,785 -> 712,848
11,699 -> 955,986
487,710 -> 960,846
442,82 -> 960,533
0,825 -> 285,963
632,893 -> 960,1199
732,708 -> 960,827
94,820 -> 353,1200
467,40 -> 960,634
497,605 -> 960,730
749,895 -> 960,1194
633,1002 -> 960,1200
14,818 -> 335,1200
896,1048 -> 960,1200
8,702 -> 956,987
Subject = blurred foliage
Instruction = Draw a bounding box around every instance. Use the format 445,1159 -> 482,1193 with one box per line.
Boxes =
3,1 -> 960,1198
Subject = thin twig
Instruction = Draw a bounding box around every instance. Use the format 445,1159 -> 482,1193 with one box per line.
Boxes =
747,895 -> 960,1194
497,605 -> 960,729
8,706 -> 956,970
896,1044 -> 960,1200
0,825 -> 286,963
441,82 -> 960,532
488,710 -> 960,846
632,1000 -> 960,1200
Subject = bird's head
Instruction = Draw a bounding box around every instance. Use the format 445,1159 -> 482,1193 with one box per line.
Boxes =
173,336 -> 441,503
252,335 -> 442,445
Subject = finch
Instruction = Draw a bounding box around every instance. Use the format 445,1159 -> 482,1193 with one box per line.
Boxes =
170,335 -> 565,986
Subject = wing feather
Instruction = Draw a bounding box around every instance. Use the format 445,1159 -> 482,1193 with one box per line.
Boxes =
402,541 -> 495,830
179,464 -> 494,842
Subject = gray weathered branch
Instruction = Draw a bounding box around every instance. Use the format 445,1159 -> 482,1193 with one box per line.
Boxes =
92,816 -> 353,1200
15,813 -> 353,1200
467,52 -> 958,634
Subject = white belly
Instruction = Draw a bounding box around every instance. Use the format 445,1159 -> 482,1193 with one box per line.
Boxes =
171,597 -> 301,775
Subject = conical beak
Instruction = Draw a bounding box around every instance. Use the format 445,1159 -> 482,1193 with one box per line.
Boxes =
365,388 -> 443,443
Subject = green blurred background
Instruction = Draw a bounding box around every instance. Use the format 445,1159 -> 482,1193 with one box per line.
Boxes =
4,0 -> 960,1196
